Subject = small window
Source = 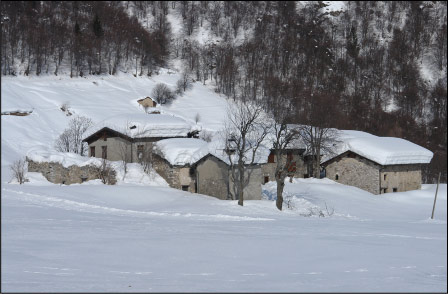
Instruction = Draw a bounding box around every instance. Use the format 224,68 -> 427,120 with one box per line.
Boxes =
264,176 -> 269,184
102,146 -> 107,159
335,174 -> 339,180
90,146 -> 95,157
383,188 -> 387,194
393,188 -> 397,192
181,185 -> 189,191
384,174 -> 387,180
81,177 -> 88,183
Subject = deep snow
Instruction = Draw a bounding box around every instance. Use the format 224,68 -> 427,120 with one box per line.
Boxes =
1,72 -> 446,292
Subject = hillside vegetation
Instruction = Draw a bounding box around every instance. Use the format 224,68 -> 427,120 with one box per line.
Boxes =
1,1 -> 446,181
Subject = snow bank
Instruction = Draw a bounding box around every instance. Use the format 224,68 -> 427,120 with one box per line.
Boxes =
26,148 -> 103,168
154,138 -> 209,166
323,130 -> 433,165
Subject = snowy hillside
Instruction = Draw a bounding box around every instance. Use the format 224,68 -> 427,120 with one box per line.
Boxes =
1,71 -> 447,292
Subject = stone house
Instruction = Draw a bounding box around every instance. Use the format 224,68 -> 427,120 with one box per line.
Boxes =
82,113 -> 199,163
137,96 -> 157,108
321,131 -> 433,194
194,154 -> 263,200
261,148 -> 307,184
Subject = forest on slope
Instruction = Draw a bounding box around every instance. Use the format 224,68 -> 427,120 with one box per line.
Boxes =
1,1 -> 446,182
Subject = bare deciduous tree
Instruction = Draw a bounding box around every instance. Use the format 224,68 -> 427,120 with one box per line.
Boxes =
55,115 -> 93,156
151,83 -> 175,104
223,100 -> 271,206
299,125 -> 339,178
270,119 -> 301,211
10,158 -> 27,184
98,157 -> 114,185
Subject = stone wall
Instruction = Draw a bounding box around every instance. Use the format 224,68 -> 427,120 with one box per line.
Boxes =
152,154 -> 196,192
380,164 -> 422,193
27,159 -> 116,185
324,153 -> 381,194
196,156 -> 230,200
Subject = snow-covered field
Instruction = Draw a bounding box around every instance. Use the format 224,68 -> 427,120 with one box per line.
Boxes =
1,73 -> 447,292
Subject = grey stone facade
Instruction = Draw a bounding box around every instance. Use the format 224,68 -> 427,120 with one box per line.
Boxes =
323,151 -> 424,195
261,151 -> 307,184
195,155 -> 262,200
27,159 -> 116,185
152,154 -> 196,192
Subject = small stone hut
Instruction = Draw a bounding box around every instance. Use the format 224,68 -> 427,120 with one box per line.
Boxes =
137,96 -> 157,108
321,131 -> 433,194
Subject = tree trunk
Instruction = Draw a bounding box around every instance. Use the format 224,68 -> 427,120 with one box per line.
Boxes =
276,180 -> 285,210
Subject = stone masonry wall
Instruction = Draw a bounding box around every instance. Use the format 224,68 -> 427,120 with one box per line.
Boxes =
325,155 -> 380,194
27,159 -> 116,185
380,164 -> 422,193
152,154 -> 196,192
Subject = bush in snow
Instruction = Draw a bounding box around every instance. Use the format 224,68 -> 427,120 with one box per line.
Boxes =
151,83 -> 175,105
98,158 -> 115,185
55,115 -> 93,156
10,158 -> 27,184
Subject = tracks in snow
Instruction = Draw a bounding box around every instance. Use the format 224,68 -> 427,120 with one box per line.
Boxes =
2,188 -> 274,222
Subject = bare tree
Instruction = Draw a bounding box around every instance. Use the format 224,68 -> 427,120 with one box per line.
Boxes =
299,125 -> 339,178
270,119 -> 301,211
223,100 -> 271,206
98,157 -> 114,184
138,142 -> 154,174
151,83 -> 175,104
10,158 -> 27,184
176,72 -> 193,95
55,115 -> 93,156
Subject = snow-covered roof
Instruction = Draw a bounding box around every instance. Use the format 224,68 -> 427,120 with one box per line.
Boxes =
26,147 -> 104,168
83,113 -> 197,141
154,138 -> 209,166
207,140 -> 271,166
322,130 -> 433,165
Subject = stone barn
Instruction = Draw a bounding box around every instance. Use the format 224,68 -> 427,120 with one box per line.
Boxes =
321,131 -> 433,194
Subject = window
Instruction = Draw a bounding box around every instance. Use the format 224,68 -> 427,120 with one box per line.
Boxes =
90,146 -> 95,157
182,185 -> 189,191
268,152 -> 275,163
383,188 -> 387,194
335,174 -> 339,180
393,188 -> 398,192
384,174 -> 387,180
102,146 -> 107,159
137,145 -> 144,160
264,176 -> 269,184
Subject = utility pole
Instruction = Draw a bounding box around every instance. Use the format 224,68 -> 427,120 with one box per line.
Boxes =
431,172 -> 441,219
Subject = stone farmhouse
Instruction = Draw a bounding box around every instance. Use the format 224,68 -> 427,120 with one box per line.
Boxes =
79,114 -> 433,198
82,113 -> 199,163
321,130 -> 433,194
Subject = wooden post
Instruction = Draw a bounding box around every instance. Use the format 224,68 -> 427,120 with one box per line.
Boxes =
431,172 -> 441,219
